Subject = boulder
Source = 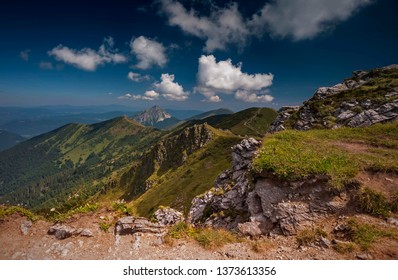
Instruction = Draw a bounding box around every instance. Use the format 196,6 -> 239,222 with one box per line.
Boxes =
154,207 -> 184,225
115,216 -> 165,235
275,202 -> 313,235
48,225 -> 78,240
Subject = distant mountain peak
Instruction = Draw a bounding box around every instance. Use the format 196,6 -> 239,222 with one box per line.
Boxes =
133,106 -> 172,126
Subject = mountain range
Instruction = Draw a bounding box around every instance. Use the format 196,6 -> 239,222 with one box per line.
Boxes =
0,104 -> 277,212
1,64 -> 398,260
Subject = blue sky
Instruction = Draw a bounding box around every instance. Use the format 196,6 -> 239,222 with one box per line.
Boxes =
1,0 -> 398,111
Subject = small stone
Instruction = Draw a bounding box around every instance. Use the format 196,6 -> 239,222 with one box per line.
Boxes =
20,220 -> 32,236
387,217 -> 398,226
356,253 -> 372,260
318,237 -> 331,249
80,229 -> 94,237
385,177 -> 394,183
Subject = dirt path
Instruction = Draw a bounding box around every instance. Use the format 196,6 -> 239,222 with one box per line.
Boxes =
2,210 -> 392,260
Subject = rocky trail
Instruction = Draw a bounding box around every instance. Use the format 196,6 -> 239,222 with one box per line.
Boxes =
1,209 -> 397,260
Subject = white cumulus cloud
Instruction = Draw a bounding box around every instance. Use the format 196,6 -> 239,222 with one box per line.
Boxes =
152,74 -> 189,101
160,0 -> 372,50
196,55 -> 274,103
249,0 -> 372,40
48,37 -> 127,71
160,0 -> 248,52
130,36 -> 167,69
128,74 -> 188,101
127,71 -> 151,82
117,90 -> 160,101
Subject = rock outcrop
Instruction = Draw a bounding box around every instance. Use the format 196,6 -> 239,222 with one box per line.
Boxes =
48,225 -> 94,240
154,207 -> 184,225
189,138 -> 260,228
189,138 -> 354,236
268,65 -> 398,132
114,216 -> 166,235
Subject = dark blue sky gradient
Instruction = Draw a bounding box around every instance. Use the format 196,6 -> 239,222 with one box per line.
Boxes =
1,0 -> 398,111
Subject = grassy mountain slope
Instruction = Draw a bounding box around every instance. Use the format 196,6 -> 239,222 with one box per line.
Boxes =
186,108 -> 234,121
128,126 -> 242,217
0,117 -> 162,211
253,120 -> 398,189
0,130 -> 25,151
175,107 -> 278,137
213,107 -> 278,136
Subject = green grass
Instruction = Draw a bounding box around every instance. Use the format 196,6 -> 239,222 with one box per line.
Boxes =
0,205 -> 40,221
49,202 -> 99,222
99,221 -> 112,232
296,227 -> 328,247
358,187 -> 391,216
253,122 -> 398,189
214,107 -> 278,137
130,133 -> 241,217
346,219 -> 397,250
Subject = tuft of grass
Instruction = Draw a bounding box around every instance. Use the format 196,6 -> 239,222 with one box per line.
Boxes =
358,187 -> 391,217
296,227 -> 328,247
167,222 -> 195,239
250,239 -> 271,253
0,205 -> 40,222
333,241 -> 356,254
166,222 -> 239,250
112,200 -> 132,215
99,221 -> 112,232
192,227 -> 239,250
346,219 -> 396,250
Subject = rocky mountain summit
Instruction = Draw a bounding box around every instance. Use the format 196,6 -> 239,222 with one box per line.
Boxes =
133,105 -> 172,125
269,64 -> 398,132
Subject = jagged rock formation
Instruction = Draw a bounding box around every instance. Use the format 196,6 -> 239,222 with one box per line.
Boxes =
133,105 -> 172,126
114,216 -> 165,235
189,138 -> 260,228
268,64 -> 398,132
268,106 -> 300,133
189,138 -> 354,236
121,124 -> 213,194
154,207 -> 184,225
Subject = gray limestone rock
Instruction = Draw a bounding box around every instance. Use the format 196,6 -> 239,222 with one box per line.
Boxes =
48,225 -> 78,240
154,207 -> 184,225
20,220 -> 32,236
115,216 -> 165,235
